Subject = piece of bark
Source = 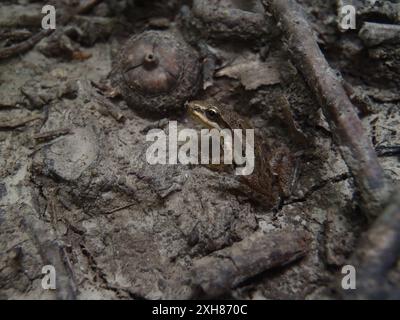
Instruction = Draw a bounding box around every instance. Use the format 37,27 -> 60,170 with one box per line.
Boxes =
359,22 -> 400,47
262,0 -> 391,220
191,0 -> 276,41
216,56 -> 281,90
23,213 -> 77,300
190,230 -> 310,298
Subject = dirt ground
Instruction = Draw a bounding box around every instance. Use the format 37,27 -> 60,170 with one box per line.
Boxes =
0,0 -> 399,299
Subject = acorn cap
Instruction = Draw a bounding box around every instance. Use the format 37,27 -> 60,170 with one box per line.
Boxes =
112,31 -> 201,117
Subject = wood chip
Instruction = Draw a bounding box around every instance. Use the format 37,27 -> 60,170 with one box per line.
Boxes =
216,56 -> 281,90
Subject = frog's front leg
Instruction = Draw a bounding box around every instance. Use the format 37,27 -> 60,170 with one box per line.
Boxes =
202,144 -> 235,173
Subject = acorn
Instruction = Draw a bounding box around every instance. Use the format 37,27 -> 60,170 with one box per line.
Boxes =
111,31 -> 201,117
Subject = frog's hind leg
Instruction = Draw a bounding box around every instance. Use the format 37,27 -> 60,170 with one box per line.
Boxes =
270,146 -> 297,199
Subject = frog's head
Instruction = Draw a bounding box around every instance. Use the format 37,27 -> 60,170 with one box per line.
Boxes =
186,100 -> 228,130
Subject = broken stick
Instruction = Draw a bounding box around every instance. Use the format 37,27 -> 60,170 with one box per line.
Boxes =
359,22 -> 400,47
189,229 -> 310,298
262,0 -> 391,220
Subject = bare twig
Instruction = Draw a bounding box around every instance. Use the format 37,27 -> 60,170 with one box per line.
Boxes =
104,202 -> 137,214
33,128 -> 72,142
262,0 -> 391,220
0,29 -> 53,60
342,189 -> 400,299
0,114 -> 43,129
0,29 -> 33,41
375,145 -> 400,157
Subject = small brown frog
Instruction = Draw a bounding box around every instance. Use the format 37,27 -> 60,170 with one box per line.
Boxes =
187,100 -> 296,209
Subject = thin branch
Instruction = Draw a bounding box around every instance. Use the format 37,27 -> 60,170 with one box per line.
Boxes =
104,202 -> 137,214
262,0 -> 391,220
33,128 -> 72,142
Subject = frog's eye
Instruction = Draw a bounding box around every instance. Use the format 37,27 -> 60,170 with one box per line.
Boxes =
205,108 -> 219,121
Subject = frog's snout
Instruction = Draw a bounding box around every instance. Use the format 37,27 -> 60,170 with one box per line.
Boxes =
185,100 -> 204,113
185,101 -> 197,115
